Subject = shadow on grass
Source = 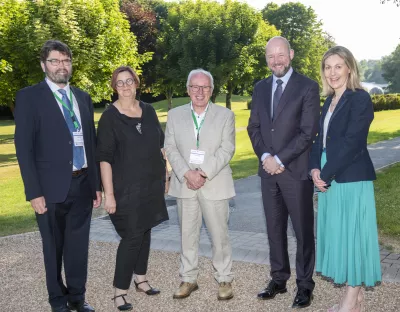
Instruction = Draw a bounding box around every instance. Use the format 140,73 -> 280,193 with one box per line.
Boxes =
0,134 -> 14,144
368,130 -> 400,144
0,153 -> 17,167
0,214 -> 37,237
230,155 -> 258,180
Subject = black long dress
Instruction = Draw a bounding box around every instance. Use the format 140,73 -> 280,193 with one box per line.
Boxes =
96,102 -> 168,231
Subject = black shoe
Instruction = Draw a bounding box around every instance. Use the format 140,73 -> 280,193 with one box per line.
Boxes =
292,287 -> 313,309
257,280 -> 287,300
51,305 -> 71,312
134,280 -> 161,295
111,294 -> 133,311
68,301 -> 95,312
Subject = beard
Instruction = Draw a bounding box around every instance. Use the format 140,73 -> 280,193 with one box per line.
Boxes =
45,67 -> 72,84
271,62 -> 291,78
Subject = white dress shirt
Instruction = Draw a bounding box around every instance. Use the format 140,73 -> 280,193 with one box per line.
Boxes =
46,78 -> 88,170
323,110 -> 333,148
190,102 -> 209,140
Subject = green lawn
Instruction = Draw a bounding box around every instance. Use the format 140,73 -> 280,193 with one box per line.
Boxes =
375,163 -> 400,237
1,97 -> 400,237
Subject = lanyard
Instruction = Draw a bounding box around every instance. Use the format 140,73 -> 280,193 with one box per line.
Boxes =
191,104 -> 208,149
53,90 -> 80,131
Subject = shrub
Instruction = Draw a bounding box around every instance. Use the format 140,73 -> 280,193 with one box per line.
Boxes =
246,94 -> 400,112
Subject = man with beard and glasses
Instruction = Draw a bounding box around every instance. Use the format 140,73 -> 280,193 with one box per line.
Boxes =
14,40 -> 101,312
247,36 -> 320,309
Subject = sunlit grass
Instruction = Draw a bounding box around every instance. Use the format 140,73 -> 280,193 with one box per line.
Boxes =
1,99 -> 400,236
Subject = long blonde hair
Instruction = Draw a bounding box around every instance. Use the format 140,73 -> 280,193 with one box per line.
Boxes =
320,46 -> 363,96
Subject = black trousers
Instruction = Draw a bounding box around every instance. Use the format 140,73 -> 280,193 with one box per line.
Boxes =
110,214 -> 151,290
36,172 -> 93,307
261,171 -> 315,290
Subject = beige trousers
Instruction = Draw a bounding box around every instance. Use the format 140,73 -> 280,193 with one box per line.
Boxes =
176,191 -> 234,283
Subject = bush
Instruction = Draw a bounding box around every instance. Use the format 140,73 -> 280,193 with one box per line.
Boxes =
371,94 -> 400,111
246,94 -> 400,112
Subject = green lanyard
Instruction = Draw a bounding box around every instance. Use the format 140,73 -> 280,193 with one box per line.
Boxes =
53,89 -> 80,130
191,104 -> 208,149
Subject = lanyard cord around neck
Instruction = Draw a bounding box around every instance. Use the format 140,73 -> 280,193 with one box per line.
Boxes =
191,103 -> 209,149
53,89 -> 80,130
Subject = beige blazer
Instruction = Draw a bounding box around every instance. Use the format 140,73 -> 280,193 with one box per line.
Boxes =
165,103 -> 236,200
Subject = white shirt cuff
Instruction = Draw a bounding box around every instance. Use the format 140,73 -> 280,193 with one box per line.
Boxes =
261,153 -> 271,162
274,155 -> 285,168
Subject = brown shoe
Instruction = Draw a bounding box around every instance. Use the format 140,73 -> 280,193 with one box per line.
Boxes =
218,282 -> 233,300
172,282 -> 199,299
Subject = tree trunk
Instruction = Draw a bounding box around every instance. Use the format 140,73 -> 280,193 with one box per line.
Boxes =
167,89 -> 173,111
9,102 -> 15,119
225,81 -> 233,110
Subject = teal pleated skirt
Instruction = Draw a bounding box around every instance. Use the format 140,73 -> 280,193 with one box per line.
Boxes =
316,151 -> 382,288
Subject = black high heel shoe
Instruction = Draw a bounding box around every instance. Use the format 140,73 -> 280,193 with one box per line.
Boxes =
111,294 -> 133,311
134,280 -> 161,295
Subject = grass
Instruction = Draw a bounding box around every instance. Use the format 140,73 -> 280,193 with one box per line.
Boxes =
375,163 -> 400,237
1,97 -> 400,237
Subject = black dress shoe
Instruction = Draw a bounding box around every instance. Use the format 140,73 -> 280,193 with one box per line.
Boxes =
134,280 -> 161,295
68,301 -> 95,312
257,280 -> 287,300
51,305 -> 71,312
292,287 -> 313,309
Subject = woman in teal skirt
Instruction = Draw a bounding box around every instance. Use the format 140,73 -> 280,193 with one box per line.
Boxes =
309,46 -> 381,312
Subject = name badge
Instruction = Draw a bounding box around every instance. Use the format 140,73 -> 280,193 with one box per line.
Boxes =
189,149 -> 205,164
73,132 -> 84,147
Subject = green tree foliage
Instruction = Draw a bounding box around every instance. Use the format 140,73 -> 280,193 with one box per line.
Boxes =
153,0 -> 279,109
359,59 -> 386,84
0,0 -> 151,111
262,2 -> 333,84
382,44 -> 400,92
121,0 -> 160,95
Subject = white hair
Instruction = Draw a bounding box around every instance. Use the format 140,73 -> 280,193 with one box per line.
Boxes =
186,69 -> 214,89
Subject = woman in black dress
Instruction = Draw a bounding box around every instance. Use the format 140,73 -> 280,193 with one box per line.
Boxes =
96,66 -> 169,311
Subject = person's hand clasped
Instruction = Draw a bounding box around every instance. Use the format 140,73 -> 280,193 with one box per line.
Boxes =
104,194 -> 117,214
30,196 -> 47,214
185,170 -> 206,190
263,155 -> 284,175
311,169 -> 328,192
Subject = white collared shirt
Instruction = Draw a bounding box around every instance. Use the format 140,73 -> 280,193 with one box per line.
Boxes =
190,102 -> 209,139
46,78 -> 88,170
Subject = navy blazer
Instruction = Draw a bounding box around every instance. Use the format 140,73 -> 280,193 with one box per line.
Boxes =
309,88 -> 376,184
14,81 -> 100,203
248,70 -> 320,180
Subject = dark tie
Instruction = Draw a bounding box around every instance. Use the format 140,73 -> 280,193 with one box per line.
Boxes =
272,79 -> 283,120
58,89 -> 84,169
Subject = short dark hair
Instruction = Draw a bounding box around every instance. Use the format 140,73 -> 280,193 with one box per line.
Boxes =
110,66 -> 140,92
40,40 -> 72,63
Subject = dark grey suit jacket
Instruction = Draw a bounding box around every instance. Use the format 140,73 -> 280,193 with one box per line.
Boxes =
14,81 -> 100,203
248,70 -> 320,180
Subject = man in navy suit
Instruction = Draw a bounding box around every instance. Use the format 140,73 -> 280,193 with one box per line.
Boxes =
14,40 -> 102,312
247,36 -> 320,309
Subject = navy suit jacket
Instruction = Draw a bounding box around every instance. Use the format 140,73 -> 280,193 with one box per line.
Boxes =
14,81 -> 100,203
248,70 -> 320,180
309,88 -> 376,184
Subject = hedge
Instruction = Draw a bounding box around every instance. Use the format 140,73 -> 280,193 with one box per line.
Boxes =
247,94 -> 400,112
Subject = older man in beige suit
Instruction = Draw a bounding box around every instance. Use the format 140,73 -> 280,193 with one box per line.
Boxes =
165,69 -> 236,300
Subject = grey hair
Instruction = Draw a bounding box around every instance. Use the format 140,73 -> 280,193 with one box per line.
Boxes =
186,69 -> 214,89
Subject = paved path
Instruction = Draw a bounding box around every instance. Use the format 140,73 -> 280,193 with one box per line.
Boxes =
90,137 -> 400,282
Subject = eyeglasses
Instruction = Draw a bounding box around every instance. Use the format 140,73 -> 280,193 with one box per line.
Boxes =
189,85 -> 212,93
116,78 -> 135,88
46,59 -> 72,66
